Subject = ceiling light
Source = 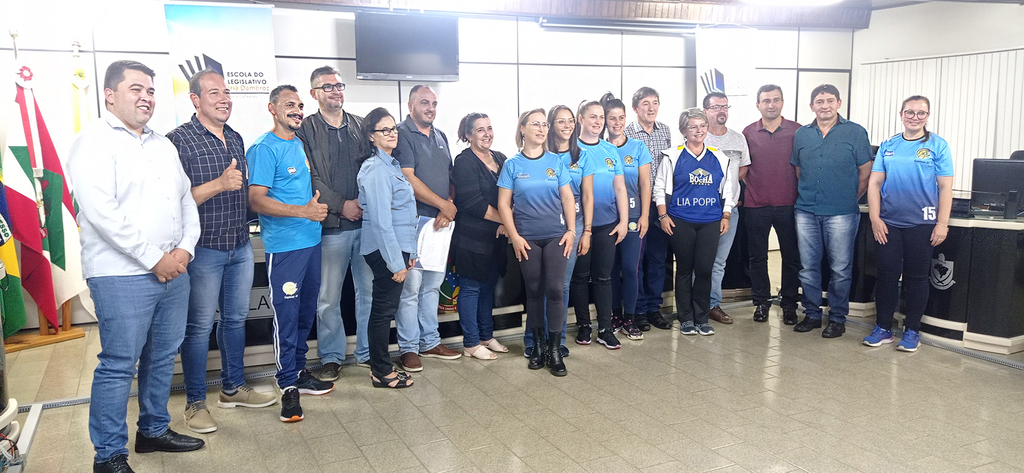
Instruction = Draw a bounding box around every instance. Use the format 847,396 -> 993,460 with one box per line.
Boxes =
740,0 -> 843,6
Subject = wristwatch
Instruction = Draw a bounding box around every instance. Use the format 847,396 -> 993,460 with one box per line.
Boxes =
658,214 -> 669,221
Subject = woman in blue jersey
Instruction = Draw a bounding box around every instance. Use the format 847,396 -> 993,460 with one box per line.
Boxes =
498,108 -> 576,376
451,112 -> 510,360
654,108 -> 729,336
570,100 -> 630,349
865,96 -> 953,352
357,107 -> 418,388
522,105 -> 595,360
601,93 -> 652,341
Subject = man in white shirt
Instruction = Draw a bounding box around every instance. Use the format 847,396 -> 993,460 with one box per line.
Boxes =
702,93 -> 751,325
69,60 -> 203,473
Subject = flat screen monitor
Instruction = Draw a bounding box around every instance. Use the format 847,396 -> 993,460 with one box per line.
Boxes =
355,11 -> 459,82
971,158 -> 1024,209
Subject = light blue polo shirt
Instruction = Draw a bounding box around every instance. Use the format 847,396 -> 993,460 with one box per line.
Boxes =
246,131 -> 321,253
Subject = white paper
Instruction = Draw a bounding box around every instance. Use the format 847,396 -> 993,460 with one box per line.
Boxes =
414,217 -> 455,272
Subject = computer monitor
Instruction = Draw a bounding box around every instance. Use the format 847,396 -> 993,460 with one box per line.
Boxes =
972,158 -> 1024,211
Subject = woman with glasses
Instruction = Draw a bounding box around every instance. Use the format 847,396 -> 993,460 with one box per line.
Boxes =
601,93 -> 652,342
521,105 -> 594,360
571,100 -> 630,349
451,112 -> 510,360
357,107 -> 418,388
498,108 -> 576,376
864,96 -> 952,352
654,108 -> 728,336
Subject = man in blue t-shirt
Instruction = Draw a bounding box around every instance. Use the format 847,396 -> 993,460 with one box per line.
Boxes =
247,85 -> 333,423
790,84 -> 873,339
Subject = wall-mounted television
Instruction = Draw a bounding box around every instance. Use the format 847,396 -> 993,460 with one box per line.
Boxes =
354,11 -> 459,82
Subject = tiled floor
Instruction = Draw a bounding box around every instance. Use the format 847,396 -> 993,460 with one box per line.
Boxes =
8,253 -> 1024,472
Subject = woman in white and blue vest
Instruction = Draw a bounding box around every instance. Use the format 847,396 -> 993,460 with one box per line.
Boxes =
653,108 -> 729,336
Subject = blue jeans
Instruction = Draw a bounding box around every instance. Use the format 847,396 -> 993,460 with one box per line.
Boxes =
457,255 -> 500,347
523,230 -> 578,348
396,267 -> 444,354
710,209 -> 739,307
180,243 -> 254,403
794,210 -> 859,323
316,229 -> 373,364
88,273 -> 190,462
638,210 -> 670,313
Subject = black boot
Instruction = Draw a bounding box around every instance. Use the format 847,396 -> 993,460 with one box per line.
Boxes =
528,328 -> 546,370
547,331 -> 567,376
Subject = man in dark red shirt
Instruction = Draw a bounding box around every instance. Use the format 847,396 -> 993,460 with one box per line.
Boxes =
741,84 -> 802,325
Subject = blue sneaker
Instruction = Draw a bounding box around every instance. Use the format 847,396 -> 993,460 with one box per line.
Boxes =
897,329 -> 921,352
680,321 -> 697,335
862,325 -> 895,347
697,323 -> 715,336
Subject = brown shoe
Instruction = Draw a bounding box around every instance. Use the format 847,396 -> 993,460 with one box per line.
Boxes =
400,352 -> 423,372
420,344 -> 463,360
708,306 -> 733,324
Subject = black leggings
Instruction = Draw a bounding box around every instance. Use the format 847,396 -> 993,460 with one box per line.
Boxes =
668,217 -> 720,325
521,238 -> 569,331
875,224 -> 934,332
570,222 -> 617,329
364,250 -> 408,377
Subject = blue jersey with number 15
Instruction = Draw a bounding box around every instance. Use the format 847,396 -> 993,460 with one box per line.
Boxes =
872,133 -> 953,228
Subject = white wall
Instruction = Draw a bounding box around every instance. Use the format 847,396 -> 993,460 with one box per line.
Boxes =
0,0 -> 852,325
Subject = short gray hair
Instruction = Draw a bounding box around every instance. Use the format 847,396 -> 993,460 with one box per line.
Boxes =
310,66 -> 341,87
678,107 -> 708,134
189,69 -> 223,97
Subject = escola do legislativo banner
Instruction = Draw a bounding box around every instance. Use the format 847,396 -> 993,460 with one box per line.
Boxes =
164,2 -> 277,147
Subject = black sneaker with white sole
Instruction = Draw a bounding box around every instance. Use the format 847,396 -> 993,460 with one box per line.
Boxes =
296,369 -> 334,395
575,324 -> 593,345
279,387 -> 302,423
597,329 -> 621,349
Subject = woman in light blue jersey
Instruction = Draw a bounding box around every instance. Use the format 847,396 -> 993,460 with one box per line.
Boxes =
601,93 -> 652,342
498,108 -> 576,376
865,96 -> 953,352
570,100 -> 629,350
521,105 -> 595,359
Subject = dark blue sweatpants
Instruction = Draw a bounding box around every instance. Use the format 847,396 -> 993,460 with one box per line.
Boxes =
268,244 -> 322,389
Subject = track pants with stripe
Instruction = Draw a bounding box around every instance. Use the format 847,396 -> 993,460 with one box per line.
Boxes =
268,244 -> 322,389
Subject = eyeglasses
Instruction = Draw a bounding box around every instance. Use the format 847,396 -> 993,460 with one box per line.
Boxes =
902,110 -> 929,119
685,123 -> 709,132
315,83 -> 346,92
374,127 -> 398,136
528,121 -> 550,129
706,105 -> 731,111
554,118 -> 575,127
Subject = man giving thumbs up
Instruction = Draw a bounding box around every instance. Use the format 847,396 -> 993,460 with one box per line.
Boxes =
247,84 -> 334,424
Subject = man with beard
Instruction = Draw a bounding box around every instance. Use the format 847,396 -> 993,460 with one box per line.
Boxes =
701,92 -> 750,325
392,85 -> 463,372
70,60 -> 203,473
247,85 -> 333,423
296,66 -> 372,381
742,85 -> 802,325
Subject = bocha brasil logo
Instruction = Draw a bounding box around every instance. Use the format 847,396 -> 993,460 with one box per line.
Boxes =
689,168 -> 714,185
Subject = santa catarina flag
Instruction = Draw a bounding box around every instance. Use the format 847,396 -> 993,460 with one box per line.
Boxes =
0,66 -> 88,331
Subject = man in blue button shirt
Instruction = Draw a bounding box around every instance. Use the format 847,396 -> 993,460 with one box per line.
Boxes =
790,84 -> 872,339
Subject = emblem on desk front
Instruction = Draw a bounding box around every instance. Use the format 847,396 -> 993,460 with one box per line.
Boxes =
930,253 -> 954,290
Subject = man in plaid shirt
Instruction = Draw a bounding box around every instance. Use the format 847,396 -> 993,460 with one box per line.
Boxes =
168,69 -> 277,435
624,86 -> 674,332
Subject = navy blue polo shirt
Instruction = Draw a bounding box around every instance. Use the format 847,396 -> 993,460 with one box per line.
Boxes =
791,115 -> 872,216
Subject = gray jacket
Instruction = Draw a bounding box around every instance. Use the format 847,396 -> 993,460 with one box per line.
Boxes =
297,111 -> 365,231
